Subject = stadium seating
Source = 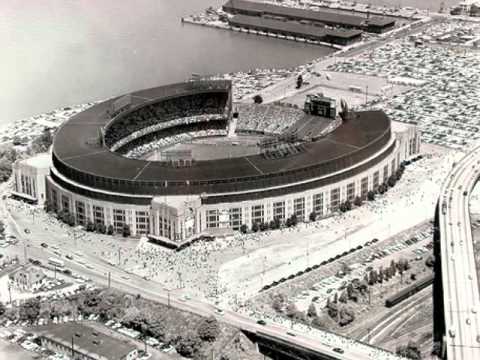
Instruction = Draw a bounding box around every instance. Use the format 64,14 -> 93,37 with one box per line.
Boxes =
235,104 -> 305,135
104,92 -> 229,148
118,121 -> 228,159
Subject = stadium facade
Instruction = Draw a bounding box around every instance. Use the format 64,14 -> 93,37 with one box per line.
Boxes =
14,80 -> 419,246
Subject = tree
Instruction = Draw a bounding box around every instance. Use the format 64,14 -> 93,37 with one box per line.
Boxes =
95,222 -> 106,234
176,332 -> 202,358
285,303 -> 298,318
271,293 -> 286,313
387,175 -> 397,187
19,298 -> 41,323
339,201 -> 352,213
353,196 -> 362,207
309,211 -> 317,222
332,293 -> 338,304
395,169 -> 403,180
358,280 -> 368,294
290,214 -> 298,227
367,190 -> 375,201
425,255 -> 435,268
259,222 -> 268,231
296,74 -> 303,89
253,94 -> 263,104
390,259 -> 397,276
338,307 -> 355,326
86,221 -> 95,232
311,315 -> 326,329
378,267 -> 384,283
346,283 -> 354,298
30,128 -> 53,154
270,217 -> 280,230
197,316 -> 220,341
339,291 -> 348,303
307,302 -> 317,318
396,341 -> 421,360
368,269 -> 377,285
107,224 -> 114,235
0,302 -> 5,316
122,224 -> 131,237
273,217 -> 281,229
251,222 -> 259,233
240,224 -> 248,234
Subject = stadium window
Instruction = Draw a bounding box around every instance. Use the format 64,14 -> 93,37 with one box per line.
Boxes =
61,195 -> 70,212
75,201 -> 86,226
206,209 -> 219,228
361,177 -> 369,198
294,198 -> 305,221
391,159 -> 396,175
51,189 -> 58,211
113,209 -> 126,233
330,188 -> 340,212
383,165 -> 389,183
251,204 -> 264,226
93,206 -> 104,225
313,194 -> 324,216
347,183 -> 355,202
373,171 -> 380,189
136,211 -> 149,235
229,208 -> 242,230
273,201 -> 285,222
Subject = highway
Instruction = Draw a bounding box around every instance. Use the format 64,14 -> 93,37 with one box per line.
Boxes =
439,145 -> 480,359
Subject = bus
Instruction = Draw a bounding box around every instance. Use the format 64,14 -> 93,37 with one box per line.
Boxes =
48,257 -> 65,269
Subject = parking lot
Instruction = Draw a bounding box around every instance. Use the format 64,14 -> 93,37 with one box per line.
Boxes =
329,20 -> 480,149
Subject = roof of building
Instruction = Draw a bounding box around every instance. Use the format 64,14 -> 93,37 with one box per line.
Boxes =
223,0 -> 395,28
52,81 -> 392,196
21,152 -> 52,169
9,264 -> 44,276
229,14 -> 363,39
40,323 -> 136,360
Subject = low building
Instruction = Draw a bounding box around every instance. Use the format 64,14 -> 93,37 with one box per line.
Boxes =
223,0 -> 395,33
40,323 -> 138,360
12,152 -> 51,205
9,265 -> 46,291
228,14 -> 363,45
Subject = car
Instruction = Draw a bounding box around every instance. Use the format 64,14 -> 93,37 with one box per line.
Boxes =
463,191 -> 468,196
333,348 -> 344,354
215,308 -> 225,315
286,331 -> 296,337
256,319 -> 267,325
65,254 -> 73,260
449,329 -> 456,338
40,243 -> 48,248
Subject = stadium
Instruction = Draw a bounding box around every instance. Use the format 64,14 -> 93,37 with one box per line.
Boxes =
40,80 -> 419,247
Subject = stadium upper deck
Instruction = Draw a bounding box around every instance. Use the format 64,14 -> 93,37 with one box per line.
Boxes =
52,80 -> 392,197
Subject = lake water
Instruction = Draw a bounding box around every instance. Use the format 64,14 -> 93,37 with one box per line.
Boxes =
0,0 -> 331,126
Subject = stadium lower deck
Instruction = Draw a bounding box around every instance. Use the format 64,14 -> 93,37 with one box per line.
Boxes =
46,80 -> 419,243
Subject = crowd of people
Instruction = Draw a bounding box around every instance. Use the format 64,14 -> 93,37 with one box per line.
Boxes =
125,127 -> 228,159
104,92 -> 228,147
235,103 -> 305,135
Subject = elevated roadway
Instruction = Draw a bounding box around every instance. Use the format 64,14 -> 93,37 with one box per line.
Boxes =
438,145 -> 480,359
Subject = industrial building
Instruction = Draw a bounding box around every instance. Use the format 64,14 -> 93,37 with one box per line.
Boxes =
223,0 -> 396,33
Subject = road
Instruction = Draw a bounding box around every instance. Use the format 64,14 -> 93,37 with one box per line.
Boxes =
0,186 -> 404,360
439,145 -> 480,359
